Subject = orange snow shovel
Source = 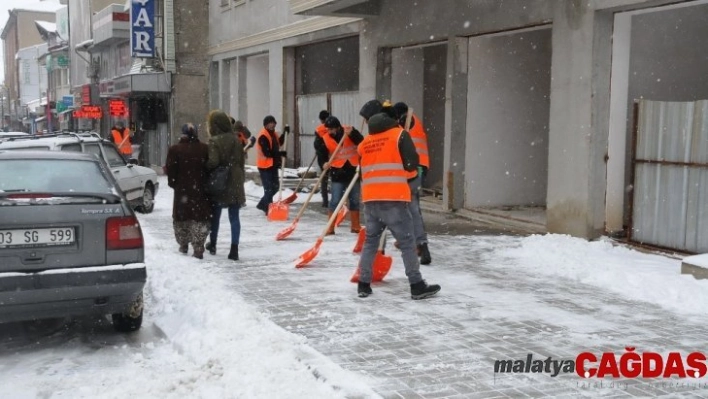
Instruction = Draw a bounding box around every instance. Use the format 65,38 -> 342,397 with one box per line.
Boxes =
352,227 -> 366,253
276,136 -> 347,240
335,203 -> 348,227
350,230 -> 392,283
281,153 -> 317,205
295,166 -> 361,268
268,130 -> 289,221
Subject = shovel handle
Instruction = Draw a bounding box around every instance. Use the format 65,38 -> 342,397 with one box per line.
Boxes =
291,131 -> 348,221
293,153 -> 318,193
277,130 -> 288,202
318,166 -> 360,240
377,230 -> 387,251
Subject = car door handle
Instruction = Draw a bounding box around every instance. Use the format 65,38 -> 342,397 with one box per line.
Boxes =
113,170 -> 120,173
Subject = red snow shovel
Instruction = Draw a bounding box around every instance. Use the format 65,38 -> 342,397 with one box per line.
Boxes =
268,131 -> 289,221
281,153 -> 317,205
276,137 -> 347,240
352,227 -> 366,253
350,231 -> 392,283
295,166 -> 361,268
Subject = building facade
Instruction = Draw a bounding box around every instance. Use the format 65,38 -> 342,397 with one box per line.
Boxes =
1,7 -> 61,130
208,0 -> 708,251
67,0 -> 209,168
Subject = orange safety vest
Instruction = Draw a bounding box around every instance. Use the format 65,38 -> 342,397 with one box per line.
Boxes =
256,128 -> 279,168
315,124 -> 328,138
322,127 -> 359,168
111,128 -> 132,155
358,127 -> 412,203
409,114 -> 429,168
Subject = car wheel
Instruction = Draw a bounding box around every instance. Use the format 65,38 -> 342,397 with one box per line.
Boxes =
136,183 -> 155,214
112,292 -> 143,332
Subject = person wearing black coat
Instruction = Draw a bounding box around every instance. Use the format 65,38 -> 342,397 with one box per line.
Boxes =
165,123 -> 212,259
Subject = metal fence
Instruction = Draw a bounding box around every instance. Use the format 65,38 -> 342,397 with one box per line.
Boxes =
630,100 -> 708,253
295,91 -> 359,168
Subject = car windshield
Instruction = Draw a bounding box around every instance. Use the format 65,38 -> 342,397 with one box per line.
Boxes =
0,159 -> 113,194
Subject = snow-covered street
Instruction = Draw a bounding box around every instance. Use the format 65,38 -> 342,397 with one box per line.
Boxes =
1,176 -> 708,399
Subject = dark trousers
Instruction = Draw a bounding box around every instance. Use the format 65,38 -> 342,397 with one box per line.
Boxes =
320,170 -> 329,206
257,167 -> 280,212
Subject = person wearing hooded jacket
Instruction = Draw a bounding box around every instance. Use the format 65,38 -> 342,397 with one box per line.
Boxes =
255,115 -> 287,215
319,116 -> 364,234
355,102 -> 440,300
204,110 -> 246,261
165,123 -> 211,259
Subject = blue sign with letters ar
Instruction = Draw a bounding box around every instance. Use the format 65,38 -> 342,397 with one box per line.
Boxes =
130,0 -> 155,58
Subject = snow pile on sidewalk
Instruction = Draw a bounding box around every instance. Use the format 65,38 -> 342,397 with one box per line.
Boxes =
491,234 -> 708,316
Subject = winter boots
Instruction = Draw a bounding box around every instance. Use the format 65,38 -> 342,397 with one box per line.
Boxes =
418,243 -> 432,265
350,210 -> 361,233
228,244 -> 239,261
193,246 -> 205,259
205,242 -> 216,255
410,280 -> 441,300
326,210 -> 335,235
357,282 -> 372,298
359,280 -> 441,300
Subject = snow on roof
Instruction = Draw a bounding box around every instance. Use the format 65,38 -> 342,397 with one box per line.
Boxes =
12,1 -> 65,14
35,20 -> 57,33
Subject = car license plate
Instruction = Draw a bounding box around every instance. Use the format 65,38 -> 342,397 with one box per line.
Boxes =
0,227 -> 75,248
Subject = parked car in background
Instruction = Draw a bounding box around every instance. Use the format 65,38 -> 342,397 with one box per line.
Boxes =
0,150 -> 146,331
0,132 -> 29,139
0,132 -> 158,213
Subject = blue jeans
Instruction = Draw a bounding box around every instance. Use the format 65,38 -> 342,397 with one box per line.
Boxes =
359,201 -> 423,285
329,179 -> 361,212
210,203 -> 241,245
257,167 -> 279,212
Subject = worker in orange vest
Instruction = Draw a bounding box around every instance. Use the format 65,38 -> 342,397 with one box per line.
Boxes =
355,100 -> 440,300
320,116 -> 363,234
255,115 -> 287,215
230,117 -> 256,157
392,102 -> 432,265
313,110 -> 331,208
110,121 -> 133,158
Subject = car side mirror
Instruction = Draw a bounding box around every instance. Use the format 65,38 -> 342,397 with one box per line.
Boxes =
127,158 -> 138,165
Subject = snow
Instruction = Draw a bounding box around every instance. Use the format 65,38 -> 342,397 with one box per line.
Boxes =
1,175 -> 706,397
683,253 -> 708,269
489,234 -> 708,316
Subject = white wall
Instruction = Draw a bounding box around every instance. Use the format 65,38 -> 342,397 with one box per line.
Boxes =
391,47 -> 424,120
16,45 -> 46,107
465,27 -> 552,208
246,53 -> 270,136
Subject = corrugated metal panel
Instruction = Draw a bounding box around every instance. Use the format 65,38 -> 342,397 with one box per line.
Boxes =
296,94 -> 327,168
330,91 -> 362,132
632,100 -> 708,253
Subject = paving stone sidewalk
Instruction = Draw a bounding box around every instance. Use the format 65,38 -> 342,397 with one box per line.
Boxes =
209,199 -> 708,399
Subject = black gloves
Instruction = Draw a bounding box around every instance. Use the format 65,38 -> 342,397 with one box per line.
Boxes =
283,125 -> 290,134
279,151 -> 287,158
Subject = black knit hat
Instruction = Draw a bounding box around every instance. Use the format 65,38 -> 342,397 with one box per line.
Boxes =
319,110 -> 330,121
263,115 -> 277,126
393,102 -> 408,119
323,116 -> 341,129
359,99 -> 382,120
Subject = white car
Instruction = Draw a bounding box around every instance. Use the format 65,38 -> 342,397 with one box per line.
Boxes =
0,131 -> 29,139
0,132 -> 159,213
